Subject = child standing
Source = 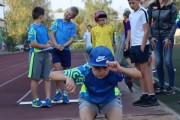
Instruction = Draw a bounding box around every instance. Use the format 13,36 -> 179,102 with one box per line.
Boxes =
83,24 -> 92,54
123,9 -> 131,66
91,10 -> 114,55
28,7 -> 52,108
50,7 -> 79,103
128,0 -> 159,107
50,46 -> 142,120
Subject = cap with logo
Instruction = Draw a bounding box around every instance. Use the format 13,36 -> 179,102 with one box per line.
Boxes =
88,46 -> 114,66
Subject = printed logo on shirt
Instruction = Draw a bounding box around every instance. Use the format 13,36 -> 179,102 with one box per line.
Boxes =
96,56 -> 107,62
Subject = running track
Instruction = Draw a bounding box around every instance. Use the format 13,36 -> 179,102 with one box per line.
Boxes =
0,51 -> 87,120
0,51 -> 178,120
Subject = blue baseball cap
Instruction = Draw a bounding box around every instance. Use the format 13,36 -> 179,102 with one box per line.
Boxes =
88,46 -> 114,66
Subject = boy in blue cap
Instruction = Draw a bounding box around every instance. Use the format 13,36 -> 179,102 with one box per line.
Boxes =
49,46 -> 142,120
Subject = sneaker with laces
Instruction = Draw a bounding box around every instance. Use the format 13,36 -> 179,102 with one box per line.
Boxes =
32,98 -> 43,108
141,96 -> 159,107
63,94 -> 69,104
132,95 -> 148,106
54,90 -> 62,101
155,87 -> 166,95
164,86 -> 175,95
44,98 -> 52,108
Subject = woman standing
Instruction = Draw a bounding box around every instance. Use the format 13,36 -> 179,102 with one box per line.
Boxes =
148,0 -> 177,95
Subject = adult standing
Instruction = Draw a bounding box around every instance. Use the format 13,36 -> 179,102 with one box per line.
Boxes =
148,0 -> 177,95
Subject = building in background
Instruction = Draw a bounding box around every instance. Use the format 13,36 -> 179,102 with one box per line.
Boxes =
0,0 -> 5,45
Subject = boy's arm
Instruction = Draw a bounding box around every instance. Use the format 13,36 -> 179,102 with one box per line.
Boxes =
63,37 -> 74,48
125,30 -> 131,50
50,71 -> 76,93
141,23 -> 149,52
50,30 -> 58,47
29,41 -> 51,49
83,33 -> 86,43
91,29 -> 95,47
106,61 -> 142,80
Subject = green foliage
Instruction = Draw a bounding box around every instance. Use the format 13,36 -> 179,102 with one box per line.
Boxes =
75,0 -> 118,37
71,42 -> 86,50
6,36 -> 15,52
173,0 -> 180,10
175,36 -> 180,44
4,0 -> 52,44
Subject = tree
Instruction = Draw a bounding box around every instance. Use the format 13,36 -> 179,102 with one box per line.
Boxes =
4,0 -> 52,44
76,0 -> 118,37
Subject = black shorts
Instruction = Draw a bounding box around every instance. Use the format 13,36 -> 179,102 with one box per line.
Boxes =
129,45 -> 150,63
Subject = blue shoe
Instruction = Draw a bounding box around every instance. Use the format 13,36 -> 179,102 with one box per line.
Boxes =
44,98 -> 52,108
54,90 -> 61,101
32,98 -> 43,108
63,94 -> 69,104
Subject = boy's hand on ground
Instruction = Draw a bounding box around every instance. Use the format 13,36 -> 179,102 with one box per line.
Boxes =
66,77 -> 76,93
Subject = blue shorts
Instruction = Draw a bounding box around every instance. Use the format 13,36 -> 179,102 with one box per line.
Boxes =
129,45 -> 150,63
52,49 -> 71,67
79,98 -> 122,115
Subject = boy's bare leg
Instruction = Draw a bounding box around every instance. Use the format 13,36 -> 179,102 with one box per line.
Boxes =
44,80 -> 51,98
139,62 -> 154,94
54,63 -> 63,89
31,80 -> 39,99
79,106 -> 97,120
136,64 -> 148,93
106,107 -> 122,120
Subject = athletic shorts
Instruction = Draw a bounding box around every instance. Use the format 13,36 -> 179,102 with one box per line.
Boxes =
52,49 -> 71,67
79,98 -> 122,115
129,45 -> 150,63
28,52 -> 51,81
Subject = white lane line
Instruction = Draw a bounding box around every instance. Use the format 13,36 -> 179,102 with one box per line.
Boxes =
19,99 -> 79,105
83,53 -> 88,62
153,77 -> 180,92
0,58 -> 27,65
0,61 -> 28,72
17,68 -> 55,103
0,71 -> 28,88
16,80 -> 43,103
